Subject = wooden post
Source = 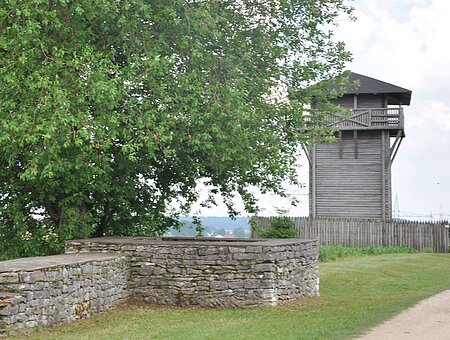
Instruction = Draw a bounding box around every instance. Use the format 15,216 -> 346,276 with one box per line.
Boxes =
353,130 -> 358,159
381,130 -> 386,220
399,107 -> 404,129
387,140 -> 392,220
311,143 -> 317,219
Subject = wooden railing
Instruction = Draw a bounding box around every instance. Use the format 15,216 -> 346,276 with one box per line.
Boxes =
323,108 -> 404,130
252,217 -> 449,253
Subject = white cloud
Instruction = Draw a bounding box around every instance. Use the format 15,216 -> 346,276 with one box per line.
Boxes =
409,100 -> 450,145
335,0 -> 450,90
335,0 -> 450,218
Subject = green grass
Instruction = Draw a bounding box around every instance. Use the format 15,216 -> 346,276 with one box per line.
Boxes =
15,253 -> 450,340
319,245 -> 416,262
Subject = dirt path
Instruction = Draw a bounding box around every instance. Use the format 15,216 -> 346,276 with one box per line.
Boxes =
357,289 -> 450,339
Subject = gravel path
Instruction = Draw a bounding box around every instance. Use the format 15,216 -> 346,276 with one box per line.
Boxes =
357,289 -> 450,339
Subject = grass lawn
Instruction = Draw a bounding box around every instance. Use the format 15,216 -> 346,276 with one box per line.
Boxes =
16,253 -> 450,340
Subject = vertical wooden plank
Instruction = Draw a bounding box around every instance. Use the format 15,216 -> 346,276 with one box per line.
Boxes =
442,222 -> 450,253
432,224 -> 437,253
381,130 -> 386,220
387,135 -> 391,219
402,222 -> 406,248
410,222 -> 413,249
419,222 -> 424,251
389,221 -> 393,247
435,224 -> 440,253
312,217 -> 315,241
413,221 -> 417,250
406,222 -> 410,248
356,219 -> 359,247
312,144 -> 317,219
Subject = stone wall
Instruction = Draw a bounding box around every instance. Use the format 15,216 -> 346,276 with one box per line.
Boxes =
66,237 -> 319,308
0,253 -> 129,337
0,237 -> 318,336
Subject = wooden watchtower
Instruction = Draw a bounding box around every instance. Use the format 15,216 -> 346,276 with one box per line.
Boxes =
308,73 -> 412,220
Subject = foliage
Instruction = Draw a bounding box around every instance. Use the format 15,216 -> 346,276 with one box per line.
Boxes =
233,227 -> 250,238
318,245 -> 417,262
0,0 -> 353,257
259,217 -> 297,239
0,226 -> 63,261
22,254 -> 450,339
255,208 -> 297,238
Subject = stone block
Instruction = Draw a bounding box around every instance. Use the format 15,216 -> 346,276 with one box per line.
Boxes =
228,281 -> 244,289
252,264 -> 274,272
243,279 -> 261,289
0,273 -> 19,284
228,247 -> 245,254
197,247 -> 218,256
167,267 -> 182,274
245,246 -> 262,253
233,253 -> 255,260
211,281 -> 229,291
18,272 -> 35,284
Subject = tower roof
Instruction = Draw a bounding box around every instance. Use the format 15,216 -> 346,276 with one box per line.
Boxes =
346,72 -> 412,105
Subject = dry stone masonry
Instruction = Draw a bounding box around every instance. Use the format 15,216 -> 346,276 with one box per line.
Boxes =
1,237 -> 318,336
66,237 -> 319,307
0,253 -> 129,337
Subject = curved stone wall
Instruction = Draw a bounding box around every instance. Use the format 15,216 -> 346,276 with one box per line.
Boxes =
0,237 -> 319,336
66,237 -> 319,308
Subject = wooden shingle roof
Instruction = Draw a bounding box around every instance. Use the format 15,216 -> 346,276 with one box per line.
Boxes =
346,72 -> 412,105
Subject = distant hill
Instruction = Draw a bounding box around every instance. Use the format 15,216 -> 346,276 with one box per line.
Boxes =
165,216 -> 251,237
179,216 -> 250,230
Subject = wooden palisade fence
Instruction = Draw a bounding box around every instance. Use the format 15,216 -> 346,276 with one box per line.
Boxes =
251,217 -> 449,253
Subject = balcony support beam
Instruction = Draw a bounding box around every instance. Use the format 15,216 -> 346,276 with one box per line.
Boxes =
390,131 -> 404,164
301,143 -> 311,164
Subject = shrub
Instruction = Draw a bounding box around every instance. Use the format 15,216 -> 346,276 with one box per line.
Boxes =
258,211 -> 297,238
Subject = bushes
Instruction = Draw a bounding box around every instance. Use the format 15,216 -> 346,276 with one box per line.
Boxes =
254,212 -> 298,239
0,227 -> 64,261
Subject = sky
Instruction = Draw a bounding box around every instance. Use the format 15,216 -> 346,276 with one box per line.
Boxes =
197,0 -> 450,221
334,0 -> 450,221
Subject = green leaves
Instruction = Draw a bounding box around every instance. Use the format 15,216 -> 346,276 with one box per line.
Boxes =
0,0 -> 353,257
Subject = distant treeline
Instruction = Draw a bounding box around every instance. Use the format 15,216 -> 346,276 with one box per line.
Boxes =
165,216 -> 251,237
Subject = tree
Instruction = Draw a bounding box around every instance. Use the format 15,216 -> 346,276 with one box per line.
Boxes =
257,209 -> 298,239
233,227 -> 250,239
0,0 -> 353,257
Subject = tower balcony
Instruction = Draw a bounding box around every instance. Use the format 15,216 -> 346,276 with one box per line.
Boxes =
323,107 -> 404,133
